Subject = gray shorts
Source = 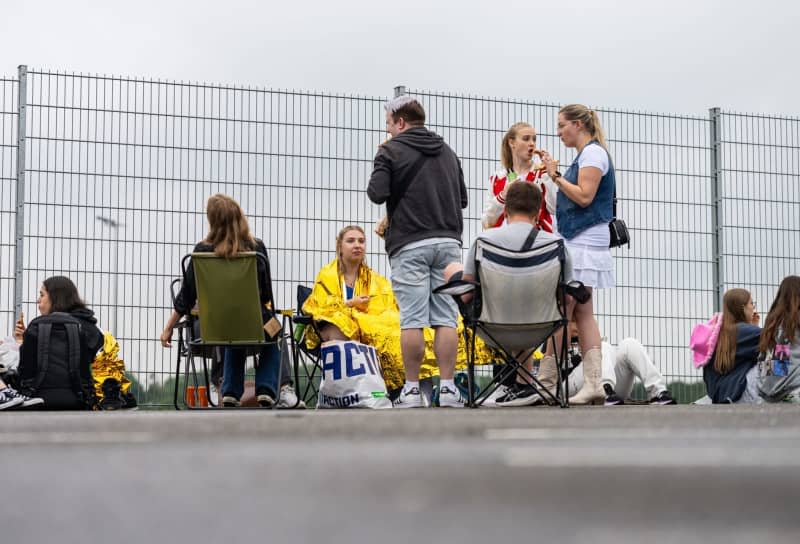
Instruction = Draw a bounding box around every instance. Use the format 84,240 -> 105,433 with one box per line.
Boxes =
389,241 -> 461,329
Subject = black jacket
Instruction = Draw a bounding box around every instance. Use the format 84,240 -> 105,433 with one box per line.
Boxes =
174,238 -> 273,316
703,323 -> 761,403
367,127 -> 468,257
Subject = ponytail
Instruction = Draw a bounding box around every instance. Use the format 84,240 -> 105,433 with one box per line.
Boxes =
560,104 -> 607,150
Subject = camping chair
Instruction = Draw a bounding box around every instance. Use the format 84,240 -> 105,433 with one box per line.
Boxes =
172,251 -> 283,410
286,285 -> 323,405
435,233 -> 571,408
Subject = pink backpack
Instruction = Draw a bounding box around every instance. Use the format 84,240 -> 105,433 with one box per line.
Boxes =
690,313 -> 722,369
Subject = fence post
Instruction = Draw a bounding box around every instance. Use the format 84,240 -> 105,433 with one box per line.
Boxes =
14,65 -> 27,321
393,85 -> 406,98
709,107 -> 723,312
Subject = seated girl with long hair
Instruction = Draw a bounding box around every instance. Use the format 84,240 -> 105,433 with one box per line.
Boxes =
161,194 -> 301,408
302,225 -> 490,401
701,288 -> 761,403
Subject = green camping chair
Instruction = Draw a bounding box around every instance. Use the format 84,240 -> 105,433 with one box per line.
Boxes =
173,251 -> 282,409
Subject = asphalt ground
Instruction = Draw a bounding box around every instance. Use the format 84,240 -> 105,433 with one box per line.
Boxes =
3,405 -> 800,544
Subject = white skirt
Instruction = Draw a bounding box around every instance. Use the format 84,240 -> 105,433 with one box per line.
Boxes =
565,224 -> 615,289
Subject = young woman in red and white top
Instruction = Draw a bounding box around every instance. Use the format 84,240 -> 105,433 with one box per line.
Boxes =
481,122 -> 558,234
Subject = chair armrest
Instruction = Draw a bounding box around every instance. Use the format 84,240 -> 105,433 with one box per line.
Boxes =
561,281 -> 591,304
293,315 -> 314,326
433,279 -> 479,296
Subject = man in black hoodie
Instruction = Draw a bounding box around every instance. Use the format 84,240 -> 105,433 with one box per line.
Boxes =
367,96 -> 468,408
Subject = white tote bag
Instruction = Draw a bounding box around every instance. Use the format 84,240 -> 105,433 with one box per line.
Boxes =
317,340 -> 392,409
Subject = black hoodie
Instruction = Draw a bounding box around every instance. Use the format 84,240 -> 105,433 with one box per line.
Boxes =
367,127 -> 468,257
19,307 -> 104,410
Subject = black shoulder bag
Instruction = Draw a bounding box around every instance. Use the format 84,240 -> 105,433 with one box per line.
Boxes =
609,190 -> 630,249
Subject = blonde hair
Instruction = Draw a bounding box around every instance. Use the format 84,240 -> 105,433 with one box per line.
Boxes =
714,288 -> 752,374
500,122 -> 533,171
559,104 -> 608,150
203,193 -> 256,258
336,225 -> 368,276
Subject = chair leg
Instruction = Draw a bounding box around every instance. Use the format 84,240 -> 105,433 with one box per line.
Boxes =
173,347 -> 182,410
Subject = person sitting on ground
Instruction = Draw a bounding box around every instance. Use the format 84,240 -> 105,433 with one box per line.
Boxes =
694,288 -> 761,404
757,276 -> 800,402
443,182 -> 573,406
13,276 -> 136,410
302,225 -> 494,401
564,321 -> 676,405
160,193 -> 302,408
0,337 -> 43,410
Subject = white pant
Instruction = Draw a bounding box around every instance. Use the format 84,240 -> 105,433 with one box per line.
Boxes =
567,339 -> 667,399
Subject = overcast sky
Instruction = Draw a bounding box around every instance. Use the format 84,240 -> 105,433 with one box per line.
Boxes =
0,0 -> 796,116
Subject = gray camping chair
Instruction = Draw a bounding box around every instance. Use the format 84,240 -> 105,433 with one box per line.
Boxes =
435,233 -> 571,408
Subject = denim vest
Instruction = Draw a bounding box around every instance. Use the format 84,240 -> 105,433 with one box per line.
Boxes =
556,141 -> 615,240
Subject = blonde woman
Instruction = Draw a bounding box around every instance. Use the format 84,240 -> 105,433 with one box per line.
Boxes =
482,122 -> 557,233
302,225 -> 416,397
541,104 -> 615,405
302,225 -> 491,404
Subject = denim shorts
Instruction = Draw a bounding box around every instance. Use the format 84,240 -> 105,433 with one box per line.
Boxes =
389,241 -> 461,329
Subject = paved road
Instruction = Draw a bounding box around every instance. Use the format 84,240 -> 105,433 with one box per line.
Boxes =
3,405 -> 800,543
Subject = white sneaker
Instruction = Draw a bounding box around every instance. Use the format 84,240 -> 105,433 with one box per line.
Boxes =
482,384 -> 508,406
438,385 -> 466,408
277,384 -> 306,409
392,386 -> 426,408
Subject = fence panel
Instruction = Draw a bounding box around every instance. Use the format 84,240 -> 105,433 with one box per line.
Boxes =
16,69 -> 388,403
718,112 -> 800,315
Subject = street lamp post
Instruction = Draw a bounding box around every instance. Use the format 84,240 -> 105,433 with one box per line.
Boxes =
96,216 -> 124,335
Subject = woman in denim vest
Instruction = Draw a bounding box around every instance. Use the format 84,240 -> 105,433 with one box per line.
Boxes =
540,104 -> 615,405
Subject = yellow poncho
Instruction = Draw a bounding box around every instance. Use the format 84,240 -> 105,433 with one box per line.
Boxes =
302,260 -> 496,390
91,331 -> 132,400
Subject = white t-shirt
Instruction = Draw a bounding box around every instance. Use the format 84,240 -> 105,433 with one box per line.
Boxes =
577,144 -> 609,175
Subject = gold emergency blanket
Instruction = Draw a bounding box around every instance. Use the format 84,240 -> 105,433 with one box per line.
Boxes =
302,260 -> 496,391
91,331 -> 132,400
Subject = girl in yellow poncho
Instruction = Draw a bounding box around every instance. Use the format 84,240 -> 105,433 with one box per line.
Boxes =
302,225 -> 409,392
302,226 -> 495,394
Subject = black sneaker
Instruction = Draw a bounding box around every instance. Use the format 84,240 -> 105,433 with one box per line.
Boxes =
255,388 -> 275,407
604,383 -> 624,406
9,388 -> 44,409
0,387 -> 24,410
99,378 -> 124,411
650,390 -> 677,405
121,391 -> 138,410
495,383 -> 541,407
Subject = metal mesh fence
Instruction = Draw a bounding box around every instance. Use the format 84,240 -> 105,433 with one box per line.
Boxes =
0,77 -> 18,337
1,67 -> 798,405
717,111 -> 800,318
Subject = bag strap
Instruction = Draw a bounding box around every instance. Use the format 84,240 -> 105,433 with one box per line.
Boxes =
33,322 -> 52,391
388,142 -> 430,214
65,323 -> 91,406
581,140 -> 618,219
520,225 -> 540,251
